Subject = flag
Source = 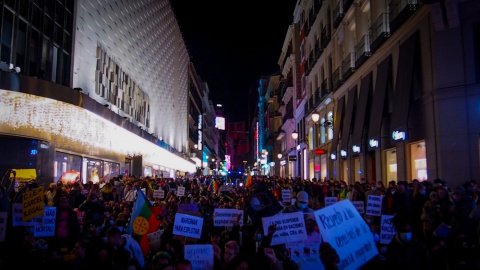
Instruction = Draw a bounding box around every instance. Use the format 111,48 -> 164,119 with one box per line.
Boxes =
126,189 -> 161,258
208,180 -> 218,194
245,174 -> 252,188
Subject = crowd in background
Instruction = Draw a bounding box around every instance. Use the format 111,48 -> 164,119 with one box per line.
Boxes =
0,172 -> 479,270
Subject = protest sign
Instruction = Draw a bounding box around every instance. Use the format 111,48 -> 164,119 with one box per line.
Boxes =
0,212 -> 6,241
288,242 -> 325,270
184,244 -> 214,270
352,201 -> 365,214
148,229 -> 164,252
178,203 -> 199,212
153,189 -> 164,199
173,213 -> 203,239
282,190 -> 291,203
380,215 -> 396,245
34,207 -> 56,237
366,195 -> 383,216
177,187 -> 185,197
12,203 -> 43,226
23,186 -> 44,221
262,211 -> 307,245
314,199 -> 378,270
324,197 -> 337,207
213,209 -> 244,227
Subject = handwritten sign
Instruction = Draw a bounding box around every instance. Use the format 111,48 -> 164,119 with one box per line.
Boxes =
352,201 -> 365,214
34,207 -> 56,237
314,199 -> 378,270
380,215 -> 396,245
153,189 -> 164,199
23,186 -> 44,221
213,209 -> 244,227
184,244 -> 214,270
0,212 -> 6,241
177,187 -> 185,197
288,242 -> 325,270
282,190 -> 291,202
262,211 -> 307,245
148,229 -> 164,252
12,203 -> 43,226
325,197 -> 338,207
178,203 -> 199,212
366,195 -> 383,216
173,213 -> 203,239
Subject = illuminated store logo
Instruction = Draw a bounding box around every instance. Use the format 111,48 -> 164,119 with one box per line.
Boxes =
280,160 -> 287,166
197,115 -> 203,150
340,150 -> 347,157
352,145 -> 360,153
369,139 -> 379,148
392,130 -> 406,141
330,153 -> 337,160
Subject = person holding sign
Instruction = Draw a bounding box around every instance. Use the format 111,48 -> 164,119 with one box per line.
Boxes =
282,191 -> 313,213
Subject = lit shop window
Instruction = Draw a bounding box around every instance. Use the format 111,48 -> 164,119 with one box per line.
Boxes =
385,148 -> 397,182
410,141 -> 427,181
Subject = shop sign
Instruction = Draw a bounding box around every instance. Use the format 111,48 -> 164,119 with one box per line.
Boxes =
352,145 -> 360,153
288,155 -> 297,161
340,150 -> 347,157
369,139 -> 379,148
330,153 -> 337,160
392,130 -> 406,141
314,148 -> 326,155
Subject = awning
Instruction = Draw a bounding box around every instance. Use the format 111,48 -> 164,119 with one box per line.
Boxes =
329,95 -> 345,160
351,72 -> 373,154
367,55 -> 392,150
339,86 -> 357,158
390,32 -> 419,143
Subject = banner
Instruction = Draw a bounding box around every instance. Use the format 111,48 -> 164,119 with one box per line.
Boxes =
177,187 -> 185,197
379,215 -> 396,245
314,199 -> 378,270
366,195 -> 382,216
324,197 -> 337,207
12,203 -> 43,226
34,207 -> 56,237
23,186 -> 44,221
282,190 -> 291,203
213,209 -> 244,227
153,189 -> 164,199
173,213 -> 203,239
262,211 -> 307,245
184,244 -> 214,270
352,201 -> 365,214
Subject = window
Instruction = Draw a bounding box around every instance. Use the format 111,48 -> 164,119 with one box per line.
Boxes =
1,9 -> 14,63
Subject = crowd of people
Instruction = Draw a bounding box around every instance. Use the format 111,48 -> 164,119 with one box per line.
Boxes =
0,172 -> 480,270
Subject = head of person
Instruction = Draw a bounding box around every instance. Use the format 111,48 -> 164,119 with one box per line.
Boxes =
452,186 -> 466,203
175,259 -> 193,270
393,213 -> 413,243
296,191 -> 309,210
272,243 -> 289,261
152,251 -> 172,270
305,218 -> 316,234
396,181 -> 407,193
224,240 -> 240,264
106,226 -> 124,247
229,255 -> 255,270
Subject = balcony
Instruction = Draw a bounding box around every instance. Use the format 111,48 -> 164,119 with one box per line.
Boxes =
314,86 -> 322,106
332,67 -> 342,91
369,13 -> 390,53
315,39 -> 322,60
321,24 -> 331,49
342,52 -> 356,81
314,0 -> 323,14
306,50 -> 315,76
389,0 -> 419,33
333,2 -> 344,29
354,35 -> 371,68
321,77 -> 331,98
342,0 -> 354,13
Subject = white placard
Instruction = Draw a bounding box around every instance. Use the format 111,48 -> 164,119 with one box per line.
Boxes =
153,189 -> 164,199
324,197 -> 338,207
366,195 -> 383,216
177,187 -> 185,197
352,201 -> 365,214
148,229 -> 164,252
12,203 -> 43,226
288,242 -> 325,270
282,190 -> 291,202
184,244 -> 214,270
213,209 -> 244,227
173,213 -> 204,239
0,212 -> 7,241
34,207 -> 56,237
380,215 -> 396,245
262,211 -> 307,245
314,199 -> 378,270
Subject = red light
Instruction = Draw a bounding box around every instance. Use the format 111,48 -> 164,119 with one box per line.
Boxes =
314,148 -> 326,155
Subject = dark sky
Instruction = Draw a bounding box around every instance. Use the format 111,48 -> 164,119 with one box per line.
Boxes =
170,0 -> 297,123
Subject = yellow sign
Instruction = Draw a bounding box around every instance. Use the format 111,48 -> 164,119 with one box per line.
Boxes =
10,169 -> 37,182
22,186 -> 44,222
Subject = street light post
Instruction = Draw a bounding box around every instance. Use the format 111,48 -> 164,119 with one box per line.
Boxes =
291,130 -> 298,177
277,153 -> 282,177
312,110 -> 320,180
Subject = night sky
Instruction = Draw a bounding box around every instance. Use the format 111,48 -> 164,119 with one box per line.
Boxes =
170,0 -> 297,122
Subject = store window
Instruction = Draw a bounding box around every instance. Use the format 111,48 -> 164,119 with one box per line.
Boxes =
104,161 -> 120,181
83,158 -> 103,184
320,117 -> 326,144
385,148 -> 398,182
54,152 -> 81,182
410,141 -> 427,181
342,160 -> 349,183
321,155 -> 327,180
353,158 -> 361,183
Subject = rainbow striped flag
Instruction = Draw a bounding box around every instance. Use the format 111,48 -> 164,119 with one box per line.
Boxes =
245,174 -> 252,187
208,180 -> 219,194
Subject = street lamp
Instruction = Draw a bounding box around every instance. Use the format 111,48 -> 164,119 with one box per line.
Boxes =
291,130 -> 298,141
311,110 -> 320,181
312,110 -> 320,123
277,153 -> 282,159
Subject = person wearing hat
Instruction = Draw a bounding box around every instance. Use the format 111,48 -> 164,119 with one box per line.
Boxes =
282,191 -> 313,213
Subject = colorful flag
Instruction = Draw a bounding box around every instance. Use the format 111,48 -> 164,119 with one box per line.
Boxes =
245,174 -> 252,187
126,189 -> 161,258
208,180 -> 218,194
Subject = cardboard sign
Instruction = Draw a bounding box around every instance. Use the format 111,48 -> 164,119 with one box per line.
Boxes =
23,186 -> 44,221
262,211 -> 307,245
173,213 -> 203,239
184,244 -> 214,270
213,209 -> 244,227
282,190 -> 291,202
314,199 -> 378,270
34,207 -> 56,237
153,189 -> 164,199
288,242 -> 325,270
178,203 -> 199,212
324,197 -> 338,207
0,212 -> 7,241
352,201 -> 365,214
148,229 -> 164,252
177,187 -> 185,197
366,195 -> 383,216
12,203 -> 43,226
379,215 -> 396,245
